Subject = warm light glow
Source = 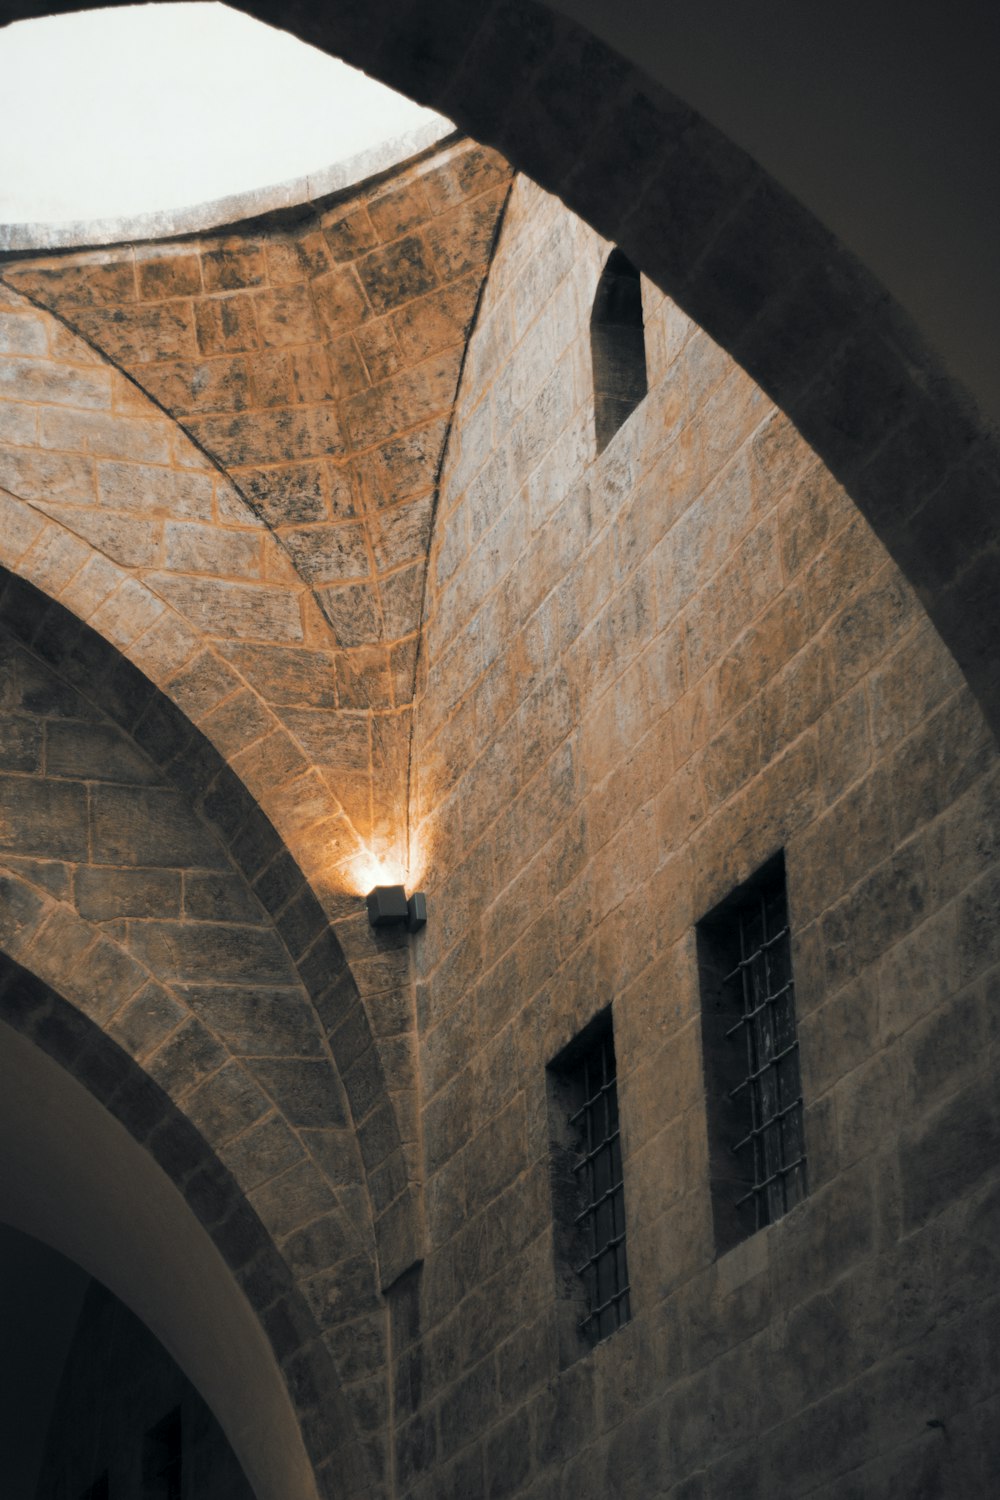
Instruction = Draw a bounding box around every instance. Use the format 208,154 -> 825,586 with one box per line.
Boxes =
348,850 -> 408,898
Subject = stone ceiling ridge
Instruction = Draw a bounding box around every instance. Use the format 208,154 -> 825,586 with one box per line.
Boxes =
1,137 -> 513,686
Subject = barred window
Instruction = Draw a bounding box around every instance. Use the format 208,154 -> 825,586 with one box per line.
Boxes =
697,855 -> 807,1254
547,1010 -> 631,1359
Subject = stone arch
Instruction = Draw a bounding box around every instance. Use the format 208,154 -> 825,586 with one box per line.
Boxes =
0,567 -> 448,1489
6,0 -> 994,735
0,276 -> 430,1223
0,283 -> 376,884
0,562 -> 422,1282
0,950 -> 364,1500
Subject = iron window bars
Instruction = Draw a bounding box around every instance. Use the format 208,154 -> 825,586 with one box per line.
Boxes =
548,1011 -> 631,1355
698,856 -> 807,1253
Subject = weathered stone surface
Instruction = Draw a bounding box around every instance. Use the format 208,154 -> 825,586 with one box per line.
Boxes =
0,105 -> 996,1500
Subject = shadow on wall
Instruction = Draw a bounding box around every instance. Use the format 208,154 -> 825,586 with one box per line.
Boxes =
0,1222 -> 254,1499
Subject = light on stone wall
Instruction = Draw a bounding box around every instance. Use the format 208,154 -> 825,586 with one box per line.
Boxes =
366,885 -> 427,932
351,849 -> 405,896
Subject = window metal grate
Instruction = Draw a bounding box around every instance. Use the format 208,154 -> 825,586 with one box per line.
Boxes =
724,874 -> 806,1232
568,1026 -> 631,1342
698,856 -> 808,1253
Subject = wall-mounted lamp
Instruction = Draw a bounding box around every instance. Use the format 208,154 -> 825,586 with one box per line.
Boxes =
366,884 -> 427,933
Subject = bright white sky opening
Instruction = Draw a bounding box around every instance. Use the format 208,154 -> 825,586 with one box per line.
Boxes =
0,3 -> 447,226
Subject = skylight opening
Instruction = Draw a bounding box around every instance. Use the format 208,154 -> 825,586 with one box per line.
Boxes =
0,4 -> 450,243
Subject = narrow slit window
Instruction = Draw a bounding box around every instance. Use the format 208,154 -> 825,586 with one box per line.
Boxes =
697,855 -> 807,1254
547,1010 -> 630,1360
591,249 -> 648,454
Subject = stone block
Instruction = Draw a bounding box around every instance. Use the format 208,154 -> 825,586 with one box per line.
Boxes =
302,1249 -> 381,1329
0,447 -> 96,508
958,861 -> 1000,981
76,866 -> 181,921
107,979 -> 186,1060
45,718 -> 160,784
200,241 -> 265,292
128,919 -> 292,986
248,346 -> 333,407
820,837 -> 930,988
0,309 -> 48,357
835,1048 -> 900,1167
76,301 -> 198,363
147,1014 -> 229,1097
902,987 -> 986,1110
357,1101 -> 400,1172
194,294 -> 259,356
6,259 -> 136,307
89,784 -> 226,869
220,1111 -> 304,1194
96,458 -> 215,520
484,1406 -> 531,1499
178,982 -> 322,1057
438,1358 -> 499,1462
312,265 -> 370,334
184,1058 -> 271,1145
146,573 -> 304,643
357,236 -> 438,314
770,1161 -> 876,1310
0,774 -> 88,860
900,1077 -> 1000,1231
233,460 -> 328,525
345,353 -> 460,450
0,716 -> 42,773
142,354 -> 251,415
136,253 -> 202,300
249,1056 -> 348,1130
282,520 -> 370,585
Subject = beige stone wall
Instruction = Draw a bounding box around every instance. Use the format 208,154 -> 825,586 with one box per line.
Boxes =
1,141 -> 997,1497
0,601 -> 387,1494
406,175 -> 1000,1496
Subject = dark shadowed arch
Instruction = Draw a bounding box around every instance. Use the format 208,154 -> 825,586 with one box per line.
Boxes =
0,954 -> 366,1500
4,0 -> 998,742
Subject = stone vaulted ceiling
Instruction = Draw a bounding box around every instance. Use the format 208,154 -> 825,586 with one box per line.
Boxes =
0,137 -> 512,870
3,139 -> 510,666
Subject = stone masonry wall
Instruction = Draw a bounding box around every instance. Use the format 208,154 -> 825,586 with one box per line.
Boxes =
0,283 -> 434,1241
2,137 -> 512,873
403,175 -> 1000,1497
0,606 -> 390,1496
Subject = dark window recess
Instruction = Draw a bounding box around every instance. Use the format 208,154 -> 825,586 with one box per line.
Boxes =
80,1474 -> 109,1500
591,248 -> 648,454
697,855 -> 807,1254
547,1010 -> 630,1359
142,1406 -> 182,1500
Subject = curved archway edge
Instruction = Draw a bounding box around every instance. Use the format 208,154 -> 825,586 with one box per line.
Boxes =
0,947 -> 367,1500
4,0 -> 999,740
0,562 -> 422,1286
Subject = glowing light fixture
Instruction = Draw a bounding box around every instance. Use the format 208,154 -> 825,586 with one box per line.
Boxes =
366,885 -> 427,933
